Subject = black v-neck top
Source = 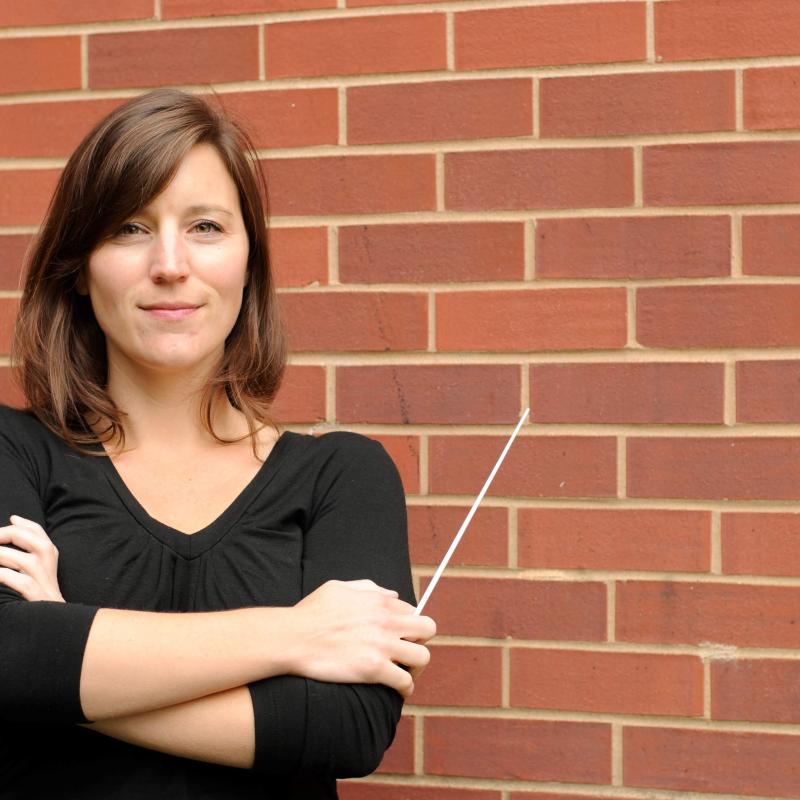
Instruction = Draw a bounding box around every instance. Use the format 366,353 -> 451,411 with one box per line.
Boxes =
0,405 -> 415,799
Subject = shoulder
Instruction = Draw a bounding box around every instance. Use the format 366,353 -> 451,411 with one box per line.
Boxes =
0,404 -> 52,450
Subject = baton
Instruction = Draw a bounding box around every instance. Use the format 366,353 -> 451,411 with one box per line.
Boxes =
414,407 -> 530,616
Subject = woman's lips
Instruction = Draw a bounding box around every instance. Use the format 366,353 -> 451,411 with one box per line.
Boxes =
142,306 -> 199,320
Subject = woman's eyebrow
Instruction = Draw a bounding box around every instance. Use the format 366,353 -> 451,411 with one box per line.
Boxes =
185,204 -> 234,217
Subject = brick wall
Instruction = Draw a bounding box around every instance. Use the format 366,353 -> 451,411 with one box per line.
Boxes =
3,1 -> 800,798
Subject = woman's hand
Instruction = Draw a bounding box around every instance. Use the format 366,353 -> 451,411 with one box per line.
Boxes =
0,515 -> 64,602
288,579 -> 437,698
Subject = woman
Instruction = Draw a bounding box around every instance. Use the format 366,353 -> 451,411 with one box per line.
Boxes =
0,88 -> 435,798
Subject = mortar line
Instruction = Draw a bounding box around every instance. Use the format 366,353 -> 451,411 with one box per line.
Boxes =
524,219 -> 536,280
328,226 -> 339,284
731,212 -> 743,277
501,644 -> 511,708
446,12 -> 455,71
508,505 -> 518,569
325,365 -> 336,423
338,86 -> 347,146
736,69 -> 745,131
711,510 -> 722,575
724,360 -> 736,427
258,23 -> 265,81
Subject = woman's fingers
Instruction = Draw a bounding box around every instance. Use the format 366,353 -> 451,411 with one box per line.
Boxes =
0,566 -> 32,598
0,544 -> 34,573
7,516 -> 57,557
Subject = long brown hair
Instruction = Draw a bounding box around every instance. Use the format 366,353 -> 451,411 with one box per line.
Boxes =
12,88 -> 287,456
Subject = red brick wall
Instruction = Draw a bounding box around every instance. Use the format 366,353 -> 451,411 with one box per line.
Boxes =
3,1 -> 800,798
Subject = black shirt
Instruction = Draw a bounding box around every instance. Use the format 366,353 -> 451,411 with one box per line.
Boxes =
0,405 -> 414,799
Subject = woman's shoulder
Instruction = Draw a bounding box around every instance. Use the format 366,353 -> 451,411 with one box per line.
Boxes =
0,404 -> 53,447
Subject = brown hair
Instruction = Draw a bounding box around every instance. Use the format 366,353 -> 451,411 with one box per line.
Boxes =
12,87 -> 287,456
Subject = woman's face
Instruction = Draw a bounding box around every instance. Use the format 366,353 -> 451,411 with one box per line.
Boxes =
85,143 -> 249,382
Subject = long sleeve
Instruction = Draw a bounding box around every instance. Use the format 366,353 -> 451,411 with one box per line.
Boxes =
248,432 -> 414,777
0,409 -> 100,723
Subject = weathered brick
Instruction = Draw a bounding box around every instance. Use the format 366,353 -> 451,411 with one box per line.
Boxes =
541,71 -> 735,138
265,14 -> 446,78
446,148 -> 633,211
339,222 -> 524,284
536,215 -> 730,279
337,365 -> 519,424
89,27 -> 259,90
518,508 -> 711,572
628,436 -> 800,501
425,717 -> 611,783
429,434 -> 617,499
455,3 -> 645,70
625,726 -> 800,796
722,512 -> 800,577
511,649 -> 703,716
348,79 -> 531,144
617,580 -> 800,648
437,288 -> 627,352
637,286 -> 800,348
530,362 -> 724,424
262,154 -> 436,216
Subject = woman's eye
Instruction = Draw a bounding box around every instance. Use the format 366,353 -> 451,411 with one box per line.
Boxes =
116,223 -> 141,236
194,220 -> 222,234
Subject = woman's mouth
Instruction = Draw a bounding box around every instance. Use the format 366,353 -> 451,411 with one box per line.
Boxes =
141,304 -> 200,320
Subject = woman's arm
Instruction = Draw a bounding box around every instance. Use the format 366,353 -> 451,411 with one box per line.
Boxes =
80,686 -> 256,769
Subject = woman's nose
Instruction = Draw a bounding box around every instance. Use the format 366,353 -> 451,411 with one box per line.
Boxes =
149,233 -> 190,282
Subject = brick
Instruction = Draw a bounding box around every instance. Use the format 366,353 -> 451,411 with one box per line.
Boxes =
422,577 -> 607,641
541,71 -> 734,138
629,437 -> 800,501
656,0 -> 800,62
409,645 -> 502,707
216,89 -> 338,150
375,714 -> 414,775
446,148 -> 633,211
0,169 -> 61,226
713,659 -> 800,723
262,154 -> 436,216
437,288 -> 627,352
407,505 -> 507,567
644,142 -> 800,206
0,98 -> 125,159
270,365 -> 325,425
531,362 -> 724,424
0,234 -> 32,291
348,78 -> 532,145
265,14 -> 446,79
278,291 -> 427,352
617,581 -> 800,648
637,285 -> 800,348
339,222 -> 524,283
737,360 -> 800,423
510,795 -> 628,800
536,215 -> 730,279
511,649 -> 703,717
0,37 -> 80,94
336,365 -> 520,424
342,786 -> 499,800
455,3 -> 645,70
0,369 -> 24,409
267,227 -> 327,288
744,67 -> 800,131
430,435 -> 617,500
625,726 -> 800,797
348,0 -> 462,5
518,508 -> 711,573
163,0 -> 334,17
0,298 -> 18,355
722,512 -> 800,577
89,27 -> 258,90
742,215 -> 800,276
425,717 -> 611,783
368,434 -> 420,495
0,0 -> 152,25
